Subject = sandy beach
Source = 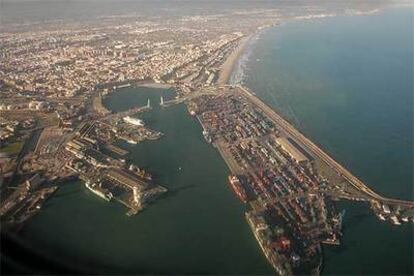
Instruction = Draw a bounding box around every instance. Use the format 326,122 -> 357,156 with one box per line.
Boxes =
217,35 -> 253,85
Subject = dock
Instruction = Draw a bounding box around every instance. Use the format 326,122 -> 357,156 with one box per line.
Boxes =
105,144 -> 129,156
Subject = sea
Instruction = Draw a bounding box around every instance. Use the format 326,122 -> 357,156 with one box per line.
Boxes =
4,6 -> 413,275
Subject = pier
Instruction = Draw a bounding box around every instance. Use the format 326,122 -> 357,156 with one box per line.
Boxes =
160,89 -> 230,108
101,98 -> 152,122
104,144 -> 129,156
92,92 -> 111,115
160,96 -> 186,107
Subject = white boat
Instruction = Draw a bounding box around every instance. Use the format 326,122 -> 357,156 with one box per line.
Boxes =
123,116 -> 144,126
390,215 -> 401,225
377,214 -> 386,221
382,204 -> 391,214
203,130 -> 212,143
85,181 -> 113,201
127,139 -> 137,144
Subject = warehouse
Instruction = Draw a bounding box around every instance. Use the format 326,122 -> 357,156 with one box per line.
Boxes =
106,168 -> 148,191
275,137 -> 308,164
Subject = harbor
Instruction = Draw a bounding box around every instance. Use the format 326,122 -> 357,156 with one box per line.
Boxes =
64,111 -> 167,216
13,87 -> 274,274
1,6 -> 412,275
189,85 -> 413,273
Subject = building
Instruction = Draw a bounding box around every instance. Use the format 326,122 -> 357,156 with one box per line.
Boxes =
106,168 -> 148,191
25,173 -> 44,190
276,137 -> 308,164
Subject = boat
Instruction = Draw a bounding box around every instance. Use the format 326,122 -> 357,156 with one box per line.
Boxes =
127,139 -> 137,144
323,233 -> 340,245
390,215 -> 401,225
245,212 -> 292,275
85,181 -> 113,201
228,175 -> 248,203
377,213 -> 386,221
123,116 -> 144,126
203,130 -> 212,143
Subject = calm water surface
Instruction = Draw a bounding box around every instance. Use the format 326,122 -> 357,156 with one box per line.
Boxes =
14,87 -> 272,274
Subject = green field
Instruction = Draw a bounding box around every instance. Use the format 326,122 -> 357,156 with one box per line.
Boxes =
0,141 -> 23,156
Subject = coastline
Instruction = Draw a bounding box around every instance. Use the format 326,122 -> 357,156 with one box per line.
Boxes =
214,7 -> 414,206
217,35 -> 254,85
209,8 -> 414,274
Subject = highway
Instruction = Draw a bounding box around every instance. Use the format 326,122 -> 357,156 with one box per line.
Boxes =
235,85 -> 414,209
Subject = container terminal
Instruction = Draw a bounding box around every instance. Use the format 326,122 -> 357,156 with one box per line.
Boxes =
188,85 -> 414,274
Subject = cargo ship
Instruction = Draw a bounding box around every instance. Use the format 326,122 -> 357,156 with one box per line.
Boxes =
228,175 -> 248,203
85,181 -> 113,201
245,211 -> 292,275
